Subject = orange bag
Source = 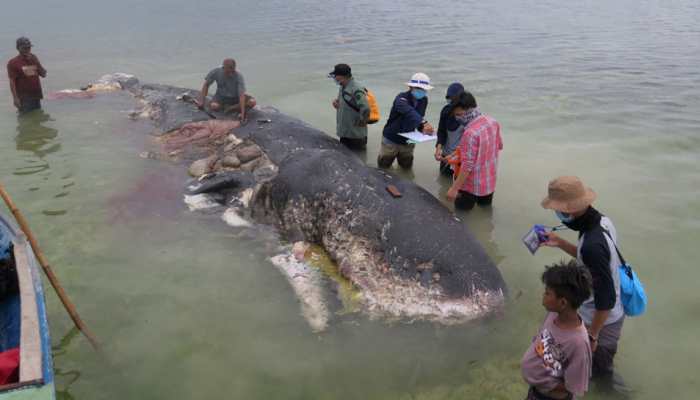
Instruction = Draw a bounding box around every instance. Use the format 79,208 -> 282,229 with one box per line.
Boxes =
445,147 -> 462,179
365,89 -> 380,124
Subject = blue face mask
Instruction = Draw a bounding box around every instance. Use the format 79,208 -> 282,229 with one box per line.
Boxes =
555,210 -> 574,223
412,89 -> 426,100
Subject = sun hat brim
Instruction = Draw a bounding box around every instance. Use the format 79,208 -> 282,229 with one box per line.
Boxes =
541,188 -> 597,213
405,81 -> 434,91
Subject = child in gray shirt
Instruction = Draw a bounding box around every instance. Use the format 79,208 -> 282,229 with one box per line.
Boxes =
521,260 -> 593,399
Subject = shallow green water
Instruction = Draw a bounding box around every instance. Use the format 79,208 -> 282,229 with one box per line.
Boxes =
1,1 -> 699,399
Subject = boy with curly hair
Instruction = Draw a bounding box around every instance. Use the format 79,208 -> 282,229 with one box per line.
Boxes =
522,260 -> 593,399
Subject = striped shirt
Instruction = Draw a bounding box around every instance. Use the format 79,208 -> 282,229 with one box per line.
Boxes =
458,114 -> 503,196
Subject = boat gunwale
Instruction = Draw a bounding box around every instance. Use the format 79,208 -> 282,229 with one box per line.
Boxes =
0,378 -> 44,393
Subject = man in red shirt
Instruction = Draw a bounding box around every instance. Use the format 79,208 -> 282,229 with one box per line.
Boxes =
446,92 -> 503,211
7,37 -> 47,114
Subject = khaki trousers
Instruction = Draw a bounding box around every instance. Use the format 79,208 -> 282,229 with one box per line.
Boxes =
377,142 -> 415,168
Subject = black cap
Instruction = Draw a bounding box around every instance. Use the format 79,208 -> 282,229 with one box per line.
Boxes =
16,37 -> 32,49
329,64 -> 351,78
445,82 -> 464,99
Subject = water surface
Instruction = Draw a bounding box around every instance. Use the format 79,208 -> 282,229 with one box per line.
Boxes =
1,1 -> 699,399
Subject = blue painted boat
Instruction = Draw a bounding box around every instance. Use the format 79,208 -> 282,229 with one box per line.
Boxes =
0,214 -> 55,399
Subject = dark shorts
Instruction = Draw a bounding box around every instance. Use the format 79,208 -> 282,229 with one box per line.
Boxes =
212,93 -> 252,107
18,98 -> 41,114
455,191 -> 493,211
439,161 -> 453,177
525,387 -> 572,400
339,136 -> 367,150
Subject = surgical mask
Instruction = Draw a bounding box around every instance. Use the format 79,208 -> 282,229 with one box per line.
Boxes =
412,89 -> 426,100
455,115 -> 469,124
555,210 -> 574,223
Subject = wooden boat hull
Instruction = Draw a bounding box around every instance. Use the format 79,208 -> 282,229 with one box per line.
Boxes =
0,215 -> 55,400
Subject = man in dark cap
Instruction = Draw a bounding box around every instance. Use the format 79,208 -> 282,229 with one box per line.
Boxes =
434,82 -> 465,176
330,63 -> 370,150
7,37 -> 47,113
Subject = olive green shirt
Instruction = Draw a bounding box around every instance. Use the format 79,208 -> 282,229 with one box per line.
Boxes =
336,78 -> 370,139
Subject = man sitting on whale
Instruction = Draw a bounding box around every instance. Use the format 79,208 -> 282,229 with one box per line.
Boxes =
198,58 -> 256,121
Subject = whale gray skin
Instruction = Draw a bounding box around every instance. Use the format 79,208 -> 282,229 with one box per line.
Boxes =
186,171 -> 256,195
106,75 -> 507,322
242,117 -> 507,320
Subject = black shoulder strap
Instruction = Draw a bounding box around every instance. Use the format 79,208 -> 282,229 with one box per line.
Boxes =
341,89 -> 366,113
602,229 -> 627,265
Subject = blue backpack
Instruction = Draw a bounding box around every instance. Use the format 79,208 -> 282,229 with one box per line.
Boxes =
604,231 -> 647,317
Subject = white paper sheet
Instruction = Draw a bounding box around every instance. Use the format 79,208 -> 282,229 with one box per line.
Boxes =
398,130 -> 437,143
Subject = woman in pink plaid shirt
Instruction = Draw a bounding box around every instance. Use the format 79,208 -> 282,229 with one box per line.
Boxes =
446,93 -> 503,211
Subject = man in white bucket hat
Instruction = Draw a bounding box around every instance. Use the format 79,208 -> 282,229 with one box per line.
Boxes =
378,72 -> 435,169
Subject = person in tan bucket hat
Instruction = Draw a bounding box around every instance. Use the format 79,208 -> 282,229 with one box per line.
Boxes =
541,176 -> 597,214
539,176 -> 627,391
